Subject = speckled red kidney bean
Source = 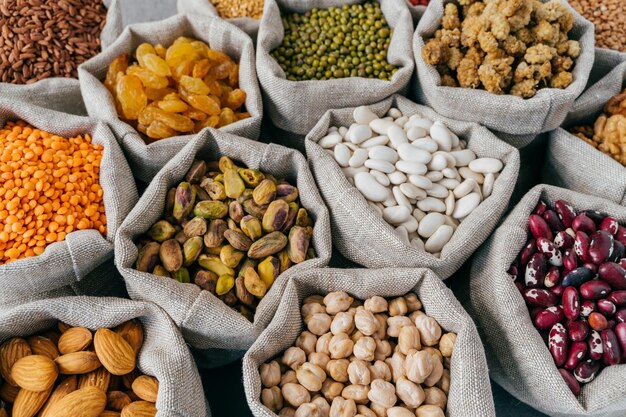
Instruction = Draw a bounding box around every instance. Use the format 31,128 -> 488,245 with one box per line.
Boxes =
565,341 -> 588,371
573,214 -> 597,235
543,210 -> 565,232
583,210 -> 607,225
535,306 -> 565,330
588,330 -> 603,360
601,329 -> 621,366
529,214 -> 554,241
582,262 -> 598,273
525,252 -> 547,287
508,264 -> 519,280
534,200 -> 548,215
599,262 -> 626,290
614,323 -> 626,360
574,231 -> 591,262
544,267 -> 561,288
581,300 -> 596,317
563,287 -> 580,320
563,247 -> 578,271
550,283 -> 565,297
574,359 -> 601,384
555,200 -> 576,228
608,240 -> 625,263
616,226 -> 626,245
520,239 -> 536,266
589,312 -> 609,331
580,281 -> 611,300
601,217 -> 620,235
589,231 -> 614,264
558,368 -> 581,396
554,231 -> 575,249
537,237 -> 563,267
597,299 -> 617,317
549,323 -> 568,366
615,308 -> 626,323
608,290 -> 626,306
562,267 -> 594,288
568,319 -> 589,342
523,288 -> 558,307
619,259 -> 626,269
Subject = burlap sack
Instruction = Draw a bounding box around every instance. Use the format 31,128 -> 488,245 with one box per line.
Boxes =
305,94 -> 520,279
0,296 -> 209,417
242,267 -> 496,417
542,50 -> 626,205
256,0 -> 415,136
412,0 -> 595,136
465,184 -> 626,417
0,97 -> 137,307
115,128 -> 332,367
78,14 -> 263,182
177,0 -> 261,41
405,1 -> 426,28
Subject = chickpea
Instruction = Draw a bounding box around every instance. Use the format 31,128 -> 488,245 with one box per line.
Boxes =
312,396 -> 331,417
317,332 -> 333,354
395,376 -> 425,408
350,330 -> 364,344
329,333 -> 354,359
331,312 -> 355,335
416,404 -> 445,417
364,296 -> 388,313
296,331 -> 318,355
369,360 -> 392,382
436,369 -> 450,394
404,293 -> 422,312
444,356 -> 451,370
388,297 -> 408,317
356,405 -> 377,417
302,302 -> 326,319
342,384 -> 370,405
353,336 -> 376,361
283,347 -> 306,370
374,339 -> 392,361
439,333 -> 456,358
354,308 -> 379,336
387,316 -> 413,337
385,351 -> 406,383
329,397 -> 357,417
282,383 -> 311,408
414,315 -> 442,347
369,403 -> 388,417
321,379 -> 345,402
324,291 -> 354,315
295,403 -> 325,417
281,370 -> 298,387
279,407 -> 296,417
260,360 -> 281,388
424,387 -> 447,409
387,407 -> 415,417
347,360 -> 371,385
304,295 -> 325,305
296,362 -> 326,392
326,359 -> 350,383
398,325 -> 421,355
404,349 -> 433,384
307,313 -> 332,336
367,379 -> 397,408
372,314 -> 387,340
262,386 -> 283,411
423,354 -> 443,387
409,310 -> 425,322
422,347 -> 442,365
309,351 -> 331,370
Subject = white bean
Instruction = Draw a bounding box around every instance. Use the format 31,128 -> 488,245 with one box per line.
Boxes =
348,124 -> 373,145
397,143 -> 432,164
365,159 -> 395,174
334,143 -> 351,167
388,171 -> 407,185
383,206 -> 411,225
319,133 -> 342,149
452,192 -> 481,219
354,172 -> 389,202
426,183 -> 448,199
449,149 -> 476,167
406,127 -> 428,141
396,160 -> 427,175
468,158 -> 503,174
417,213 -> 446,239
369,146 -> 398,163
416,197 -> 446,213
408,174 -> 433,190
429,121 -> 452,152
483,173 -> 495,198
424,225 -> 454,253
370,170 -> 391,187
353,106 -> 378,125
349,149 -> 369,168
387,125 -> 409,149
412,138 -> 438,153
399,183 -> 426,200
360,135 -> 389,148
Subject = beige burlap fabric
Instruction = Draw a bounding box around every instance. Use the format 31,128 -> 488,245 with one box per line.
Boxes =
466,184 -> 626,417
413,0 -> 595,137
78,14 -> 263,182
256,0 -> 415,136
0,296 -> 209,417
115,128 -> 332,366
242,267 -> 496,417
0,97 -> 137,306
305,94 -> 520,278
177,0 -> 261,41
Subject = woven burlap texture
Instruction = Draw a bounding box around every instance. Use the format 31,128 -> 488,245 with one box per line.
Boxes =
256,0 -> 414,136
0,97 -> 137,306
412,0 -> 595,137
177,0 -> 261,41
115,128 -> 332,361
0,296 -> 209,417
466,184 -> 626,417
78,14 -> 263,182
543,49 -> 626,205
305,94 -> 520,278
242,267 -> 496,417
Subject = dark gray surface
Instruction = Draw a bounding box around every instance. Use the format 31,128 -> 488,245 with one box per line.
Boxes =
120,1 -> 550,415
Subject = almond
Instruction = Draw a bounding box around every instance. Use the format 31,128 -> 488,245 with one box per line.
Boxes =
45,386 -> 106,417
0,406 -> 7,417
126,389 -> 141,402
101,412 -> 121,417
120,401 -> 156,417
27,337 -> 60,361
55,352 -> 101,374
39,331 -> 61,346
58,327 -> 92,355
11,355 -> 58,392
94,329 -> 135,376
12,386 -> 53,417
107,390 -> 132,411
39,375 -> 77,417
0,381 -> 19,403
78,366 -> 111,391
114,321 -> 144,354
121,369 -> 141,390
131,375 -> 158,403
0,337 -> 32,386
57,323 -> 72,334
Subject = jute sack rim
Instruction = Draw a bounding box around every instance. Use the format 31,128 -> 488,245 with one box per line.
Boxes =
412,0 -> 596,135
256,0 -> 415,135
0,98 -> 137,303
304,94 -> 520,278
176,0 -> 261,39
469,184 -> 626,416
0,296 -> 210,417
77,13 -> 263,181
115,127 -> 332,351
242,267 -> 496,417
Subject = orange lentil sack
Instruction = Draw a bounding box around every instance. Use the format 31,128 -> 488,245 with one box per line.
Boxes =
0,121 -> 106,265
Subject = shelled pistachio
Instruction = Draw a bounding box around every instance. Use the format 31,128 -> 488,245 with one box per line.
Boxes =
134,156 -> 315,321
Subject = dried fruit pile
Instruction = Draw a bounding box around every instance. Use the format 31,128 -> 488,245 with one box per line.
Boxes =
210,0 -> 263,19
0,121 -> 106,265
570,88 -> 626,166
422,0 -> 581,97
510,199 -> 626,395
259,291 -> 455,417
0,320 -> 159,417
134,156 -> 315,321
0,0 -> 107,84
105,37 -> 249,142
